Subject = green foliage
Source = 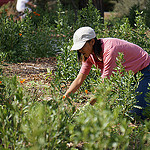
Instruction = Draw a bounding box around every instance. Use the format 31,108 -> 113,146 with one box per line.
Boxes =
54,0 -> 104,95
21,101 -> 71,149
0,0 -> 150,149
114,0 -> 150,27
0,75 -> 75,149
70,105 -> 132,149
144,0 -> 150,27
98,53 -> 142,117
75,0 -> 103,32
0,13 -> 23,62
1,54 -> 149,149
0,9 -> 59,62
55,0 -> 74,34
0,75 -> 31,149
144,86 -> 150,118
98,11 -> 150,54
68,54 -> 149,149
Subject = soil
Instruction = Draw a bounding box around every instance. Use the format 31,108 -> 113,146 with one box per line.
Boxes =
1,57 -> 57,84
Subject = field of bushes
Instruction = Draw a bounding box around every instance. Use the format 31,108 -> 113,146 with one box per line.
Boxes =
0,0 -> 150,149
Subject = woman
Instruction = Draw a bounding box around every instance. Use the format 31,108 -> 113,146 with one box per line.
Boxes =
64,26 -> 150,119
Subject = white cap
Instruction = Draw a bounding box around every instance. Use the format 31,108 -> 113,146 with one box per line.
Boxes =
71,27 -> 96,50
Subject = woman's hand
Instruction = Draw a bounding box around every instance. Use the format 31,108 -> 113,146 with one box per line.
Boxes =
64,73 -> 87,98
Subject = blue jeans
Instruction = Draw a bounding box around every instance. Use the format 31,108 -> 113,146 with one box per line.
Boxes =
131,64 -> 150,119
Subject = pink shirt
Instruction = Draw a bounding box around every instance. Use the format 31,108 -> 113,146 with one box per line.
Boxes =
80,38 -> 150,78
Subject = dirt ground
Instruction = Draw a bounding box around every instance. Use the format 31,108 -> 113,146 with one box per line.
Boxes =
1,57 -> 57,84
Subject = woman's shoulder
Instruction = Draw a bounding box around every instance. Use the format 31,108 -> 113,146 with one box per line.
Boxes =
101,38 -> 124,43
101,38 -> 135,49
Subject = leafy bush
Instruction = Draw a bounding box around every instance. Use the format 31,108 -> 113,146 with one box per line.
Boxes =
0,54 -> 149,149
144,0 -> 150,27
0,9 -> 61,62
0,74 -> 75,149
114,0 -> 150,27
68,54 -> 149,149
0,0 -> 150,149
74,0 -> 103,31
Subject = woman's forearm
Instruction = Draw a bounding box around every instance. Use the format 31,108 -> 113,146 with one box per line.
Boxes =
64,73 -> 87,97
65,79 -> 82,97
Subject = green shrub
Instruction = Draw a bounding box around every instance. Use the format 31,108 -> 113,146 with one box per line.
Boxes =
0,9 -> 61,62
114,0 -> 150,27
0,74 -> 75,149
74,0 -> 103,31
144,0 -> 150,27
0,75 -> 30,149
0,0 -> 150,149
68,54 -> 150,149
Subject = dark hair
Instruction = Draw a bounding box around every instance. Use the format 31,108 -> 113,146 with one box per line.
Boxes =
77,37 -> 103,62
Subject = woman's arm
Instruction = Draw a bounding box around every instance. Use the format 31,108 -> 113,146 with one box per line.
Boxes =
64,73 -> 87,98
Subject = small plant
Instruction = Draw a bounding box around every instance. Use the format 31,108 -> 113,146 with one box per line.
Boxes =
75,0 -> 103,32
